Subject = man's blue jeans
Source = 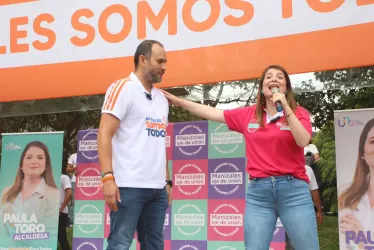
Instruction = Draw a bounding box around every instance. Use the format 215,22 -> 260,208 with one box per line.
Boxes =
106,187 -> 168,250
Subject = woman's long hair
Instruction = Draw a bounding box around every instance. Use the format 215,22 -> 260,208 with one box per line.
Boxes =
255,65 -> 298,127
338,118 -> 374,210
1,141 -> 57,204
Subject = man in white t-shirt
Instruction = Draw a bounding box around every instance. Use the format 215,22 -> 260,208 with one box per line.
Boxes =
98,40 -> 171,250
66,153 -> 77,183
58,174 -> 72,250
66,152 -> 77,226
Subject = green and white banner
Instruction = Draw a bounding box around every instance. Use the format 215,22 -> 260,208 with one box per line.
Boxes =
0,132 -> 64,250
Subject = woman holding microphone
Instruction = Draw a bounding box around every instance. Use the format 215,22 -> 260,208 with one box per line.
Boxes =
161,65 -> 319,250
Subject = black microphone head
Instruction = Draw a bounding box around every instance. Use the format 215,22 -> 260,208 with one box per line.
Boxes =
271,87 -> 280,94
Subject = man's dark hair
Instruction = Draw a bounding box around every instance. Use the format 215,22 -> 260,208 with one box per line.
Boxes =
134,40 -> 163,69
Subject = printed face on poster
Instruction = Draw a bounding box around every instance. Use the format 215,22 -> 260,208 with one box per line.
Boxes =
0,132 -> 64,249
334,109 -> 374,250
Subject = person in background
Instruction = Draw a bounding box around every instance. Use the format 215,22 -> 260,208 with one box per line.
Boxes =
58,173 -> 72,250
305,142 -> 323,191
304,142 -> 320,162
162,65 -> 319,250
66,152 -> 77,226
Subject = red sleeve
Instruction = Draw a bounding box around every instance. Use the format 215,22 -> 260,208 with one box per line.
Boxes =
296,106 -> 313,137
223,107 -> 251,134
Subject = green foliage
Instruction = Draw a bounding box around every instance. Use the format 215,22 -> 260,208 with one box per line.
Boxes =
295,66 -> 374,213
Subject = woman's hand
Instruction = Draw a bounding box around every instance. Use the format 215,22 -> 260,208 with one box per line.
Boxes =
160,89 -> 183,106
270,92 -> 288,108
340,213 -> 364,234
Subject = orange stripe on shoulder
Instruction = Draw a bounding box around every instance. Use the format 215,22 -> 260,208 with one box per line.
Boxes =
108,80 -> 128,111
104,77 -> 130,111
103,80 -> 122,110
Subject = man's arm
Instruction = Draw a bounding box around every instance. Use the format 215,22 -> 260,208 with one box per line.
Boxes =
98,113 -> 121,211
307,166 -> 323,225
60,188 -> 72,213
98,114 -> 120,175
66,163 -> 76,174
311,189 -> 323,225
60,176 -> 72,213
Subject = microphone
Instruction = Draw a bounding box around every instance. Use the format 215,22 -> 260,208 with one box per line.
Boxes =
271,87 -> 283,112
145,92 -> 152,100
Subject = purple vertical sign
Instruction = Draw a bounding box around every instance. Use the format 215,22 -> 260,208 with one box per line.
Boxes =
77,129 -> 99,164
72,238 -> 103,250
171,240 -> 207,250
208,158 -> 246,199
173,121 -> 208,160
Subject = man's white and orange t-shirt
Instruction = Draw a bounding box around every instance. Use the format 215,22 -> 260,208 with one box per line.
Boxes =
101,73 -> 169,189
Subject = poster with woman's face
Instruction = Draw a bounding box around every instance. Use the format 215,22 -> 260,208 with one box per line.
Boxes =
334,109 -> 374,250
0,132 -> 64,250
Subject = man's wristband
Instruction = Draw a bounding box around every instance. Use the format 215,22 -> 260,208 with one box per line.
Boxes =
102,175 -> 115,183
102,171 -> 113,178
166,180 -> 173,188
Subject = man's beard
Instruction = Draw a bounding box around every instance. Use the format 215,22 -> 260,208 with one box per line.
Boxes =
148,71 -> 162,83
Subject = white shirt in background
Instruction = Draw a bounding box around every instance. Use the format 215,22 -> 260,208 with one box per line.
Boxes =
68,153 -> 77,182
60,175 -> 72,214
305,165 -> 319,191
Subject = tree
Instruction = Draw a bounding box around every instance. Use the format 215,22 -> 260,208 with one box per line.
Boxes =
294,65 -> 374,213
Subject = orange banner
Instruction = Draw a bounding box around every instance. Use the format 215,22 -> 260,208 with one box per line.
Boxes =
0,0 -> 373,102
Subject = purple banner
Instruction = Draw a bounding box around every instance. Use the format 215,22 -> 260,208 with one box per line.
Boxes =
164,206 -> 171,240
272,227 -> 286,242
73,237 -> 103,250
77,129 -> 99,164
171,240 -> 207,250
208,158 -> 246,199
173,121 -> 208,160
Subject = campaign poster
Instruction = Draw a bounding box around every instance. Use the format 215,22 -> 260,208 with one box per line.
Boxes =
0,132 -> 64,249
334,109 -> 374,250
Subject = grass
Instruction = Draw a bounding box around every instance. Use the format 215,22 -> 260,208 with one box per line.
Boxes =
59,215 -> 339,250
317,215 -> 339,250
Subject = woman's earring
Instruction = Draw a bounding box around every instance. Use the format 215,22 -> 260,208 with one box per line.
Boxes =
362,156 -> 365,160
285,90 -> 288,95
260,91 -> 264,95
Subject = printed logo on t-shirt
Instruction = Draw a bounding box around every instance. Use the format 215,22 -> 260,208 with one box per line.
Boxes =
247,119 -> 260,133
145,116 -> 167,137
277,122 -> 291,131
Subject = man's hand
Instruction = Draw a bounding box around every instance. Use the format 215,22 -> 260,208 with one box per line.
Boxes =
166,184 -> 172,206
316,211 -> 323,225
102,180 -> 121,212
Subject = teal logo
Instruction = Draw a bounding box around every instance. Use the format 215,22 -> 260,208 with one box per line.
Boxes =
247,119 -> 260,132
